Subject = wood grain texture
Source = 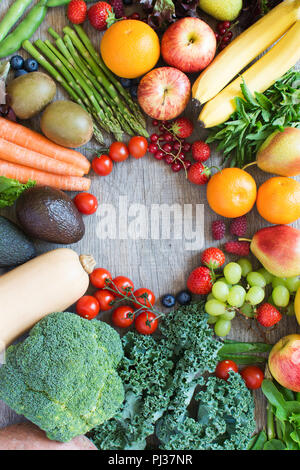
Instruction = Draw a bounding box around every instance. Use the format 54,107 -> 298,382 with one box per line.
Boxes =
0,0 -> 299,436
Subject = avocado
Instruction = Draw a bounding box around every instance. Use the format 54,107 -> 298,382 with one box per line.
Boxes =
16,186 -> 85,244
0,216 -> 36,267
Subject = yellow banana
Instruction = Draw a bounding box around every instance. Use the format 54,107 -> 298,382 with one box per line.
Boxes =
199,21 -> 300,128
192,0 -> 300,105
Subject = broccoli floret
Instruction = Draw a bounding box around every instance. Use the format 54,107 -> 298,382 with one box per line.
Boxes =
0,312 -> 124,442
156,373 -> 255,450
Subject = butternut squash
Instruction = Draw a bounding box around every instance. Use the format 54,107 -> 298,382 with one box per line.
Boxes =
0,248 -> 95,349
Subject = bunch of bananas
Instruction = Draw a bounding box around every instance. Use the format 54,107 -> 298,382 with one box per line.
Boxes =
192,0 -> 300,128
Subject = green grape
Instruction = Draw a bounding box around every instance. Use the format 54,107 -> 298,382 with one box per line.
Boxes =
207,314 -> 218,324
220,310 -> 236,321
272,277 -> 287,289
284,303 -> 295,316
246,271 -> 267,288
223,262 -> 242,285
205,299 -> 227,316
212,281 -> 229,302
245,286 -> 265,305
272,285 -> 290,308
237,258 -> 252,277
207,292 -> 215,301
227,285 -> 246,307
214,319 -> 231,337
258,268 -> 274,285
285,276 -> 300,293
217,277 -> 232,288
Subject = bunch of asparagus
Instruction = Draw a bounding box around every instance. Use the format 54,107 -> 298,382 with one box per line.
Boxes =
22,25 -> 148,144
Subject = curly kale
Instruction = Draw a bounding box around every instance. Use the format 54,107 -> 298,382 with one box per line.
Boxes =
0,312 -> 124,442
156,373 -> 255,450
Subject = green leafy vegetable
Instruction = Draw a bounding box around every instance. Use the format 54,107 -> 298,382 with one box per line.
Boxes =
0,176 -> 35,208
207,71 -> 300,167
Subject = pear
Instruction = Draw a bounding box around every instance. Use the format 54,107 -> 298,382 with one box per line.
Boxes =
199,0 -> 242,21
250,225 -> 300,277
253,127 -> 300,176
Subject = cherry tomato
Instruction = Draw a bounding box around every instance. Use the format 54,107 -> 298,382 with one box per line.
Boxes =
90,267 -> 112,289
128,136 -> 148,159
112,276 -> 134,297
112,305 -> 135,328
135,311 -> 158,335
94,289 -> 116,311
240,366 -> 264,390
76,295 -> 100,320
133,288 -> 156,309
215,360 -> 238,381
92,154 -> 113,176
74,192 -> 98,215
109,142 -> 129,162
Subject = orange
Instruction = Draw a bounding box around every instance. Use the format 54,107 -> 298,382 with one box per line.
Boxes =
100,20 -> 160,79
206,168 -> 257,218
256,176 -> 300,224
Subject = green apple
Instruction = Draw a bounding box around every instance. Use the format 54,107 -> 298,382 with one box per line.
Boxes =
199,0 -> 243,21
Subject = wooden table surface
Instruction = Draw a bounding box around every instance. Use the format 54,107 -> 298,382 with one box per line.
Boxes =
0,0 -> 299,437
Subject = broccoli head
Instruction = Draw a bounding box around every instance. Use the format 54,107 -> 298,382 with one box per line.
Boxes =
0,312 -> 124,442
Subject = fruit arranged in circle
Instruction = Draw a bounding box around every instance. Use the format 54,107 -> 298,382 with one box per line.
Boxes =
161,18 -> 216,73
137,67 -> 191,120
206,168 -> 257,218
100,19 -> 160,78
256,177 -> 300,224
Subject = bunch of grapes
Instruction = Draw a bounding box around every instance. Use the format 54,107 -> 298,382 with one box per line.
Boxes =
205,257 -> 299,337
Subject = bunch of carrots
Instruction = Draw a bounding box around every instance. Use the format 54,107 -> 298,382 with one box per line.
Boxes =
0,117 -> 91,191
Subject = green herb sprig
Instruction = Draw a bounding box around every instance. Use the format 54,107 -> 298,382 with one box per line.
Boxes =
206,71 -> 300,168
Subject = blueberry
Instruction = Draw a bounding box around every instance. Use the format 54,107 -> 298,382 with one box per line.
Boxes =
176,290 -> 192,306
130,85 -> 138,99
24,58 -> 39,72
10,55 -> 24,71
119,77 -> 131,88
161,294 -> 176,308
14,69 -> 28,78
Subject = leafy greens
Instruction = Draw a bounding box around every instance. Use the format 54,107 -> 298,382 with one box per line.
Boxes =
0,176 -> 35,208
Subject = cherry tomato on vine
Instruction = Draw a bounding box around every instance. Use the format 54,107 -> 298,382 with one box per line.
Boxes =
112,276 -> 134,297
112,305 -> 135,328
74,192 -> 98,215
76,295 -> 100,320
94,289 -> 116,311
133,288 -> 156,309
135,311 -> 158,335
90,267 -> 112,289
128,136 -> 148,159
109,142 -> 129,162
215,360 -> 238,381
240,366 -> 264,390
92,154 -> 113,176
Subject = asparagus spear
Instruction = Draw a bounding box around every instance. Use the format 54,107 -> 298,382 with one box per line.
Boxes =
63,26 -> 148,137
73,24 -> 146,126
22,40 -> 104,145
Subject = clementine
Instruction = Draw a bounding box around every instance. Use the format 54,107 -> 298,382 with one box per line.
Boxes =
256,176 -> 300,224
100,20 -> 160,79
206,168 -> 257,218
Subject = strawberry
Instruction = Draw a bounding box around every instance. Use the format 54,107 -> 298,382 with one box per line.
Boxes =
171,117 -> 194,138
191,141 -> 211,162
88,1 -> 114,30
201,247 -> 225,270
230,215 -> 247,237
187,162 -> 211,185
67,0 -> 87,24
256,303 -> 282,327
187,266 -> 213,295
109,0 -> 124,18
212,220 -> 226,240
224,240 -> 250,256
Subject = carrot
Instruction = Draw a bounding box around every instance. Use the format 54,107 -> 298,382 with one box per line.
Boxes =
0,117 -> 90,174
0,138 -> 85,176
0,159 -> 91,191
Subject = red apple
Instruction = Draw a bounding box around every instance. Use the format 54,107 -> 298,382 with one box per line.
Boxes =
137,67 -> 191,120
161,17 -> 216,73
268,334 -> 300,392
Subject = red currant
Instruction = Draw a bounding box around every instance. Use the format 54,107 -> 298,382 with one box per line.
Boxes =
149,143 -> 158,154
172,162 -> 182,172
225,31 -> 233,40
163,132 -> 173,142
173,141 -> 181,151
183,142 -> 191,152
182,159 -> 192,170
154,150 -> 165,160
129,12 -> 140,19
152,119 -> 159,126
150,133 -> 159,142
222,21 -> 231,29
215,32 -> 220,41
222,35 -> 231,44
165,155 -> 174,165
162,143 -> 172,153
